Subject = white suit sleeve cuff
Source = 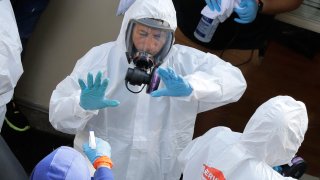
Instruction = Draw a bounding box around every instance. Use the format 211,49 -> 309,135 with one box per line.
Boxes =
74,95 -> 99,119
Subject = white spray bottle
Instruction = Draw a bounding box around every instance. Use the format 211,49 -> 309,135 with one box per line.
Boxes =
194,0 -> 241,43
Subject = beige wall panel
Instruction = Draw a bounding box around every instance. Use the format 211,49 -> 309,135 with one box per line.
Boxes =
15,0 -> 123,110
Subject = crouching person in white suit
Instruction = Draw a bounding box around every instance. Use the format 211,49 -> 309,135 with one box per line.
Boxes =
178,95 -> 308,180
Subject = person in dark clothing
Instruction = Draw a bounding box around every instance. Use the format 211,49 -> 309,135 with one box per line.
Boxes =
10,0 -> 50,50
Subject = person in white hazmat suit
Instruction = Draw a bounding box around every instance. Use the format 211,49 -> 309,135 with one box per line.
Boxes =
0,0 -> 24,131
49,0 -> 247,179
0,2 -> 27,179
178,95 -> 308,180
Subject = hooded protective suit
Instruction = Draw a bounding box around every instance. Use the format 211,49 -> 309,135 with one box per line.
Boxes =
178,96 -> 308,180
0,0 -> 24,131
49,0 -> 246,179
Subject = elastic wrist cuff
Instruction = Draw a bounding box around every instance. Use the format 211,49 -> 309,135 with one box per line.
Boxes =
93,156 -> 113,169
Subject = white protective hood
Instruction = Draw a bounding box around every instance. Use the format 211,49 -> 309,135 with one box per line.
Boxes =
115,0 -> 177,53
178,96 -> 308,180
240,95 -> 308,167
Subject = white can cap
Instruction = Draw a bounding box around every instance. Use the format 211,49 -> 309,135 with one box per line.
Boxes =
89,131 -> 96,149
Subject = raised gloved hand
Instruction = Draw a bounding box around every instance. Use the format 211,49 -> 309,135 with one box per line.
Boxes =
78,72 -> 120,110
205,0 -> 222,12
234,0 -> 258,24
83,137 -> 111,164
150,67 -> 193,97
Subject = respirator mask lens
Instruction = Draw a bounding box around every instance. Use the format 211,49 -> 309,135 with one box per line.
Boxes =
124,18 -> 174,94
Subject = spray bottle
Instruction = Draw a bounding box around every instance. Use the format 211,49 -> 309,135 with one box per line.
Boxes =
194,0 -> 241,43
194,6 -> 220,43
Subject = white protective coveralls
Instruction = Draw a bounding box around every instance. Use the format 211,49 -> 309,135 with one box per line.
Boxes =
49,0 -> 247,179
0,0 -> 23,131
178,96 -> 308,180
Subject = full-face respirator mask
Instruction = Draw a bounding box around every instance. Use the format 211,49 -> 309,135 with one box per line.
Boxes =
124,18 -> 174,93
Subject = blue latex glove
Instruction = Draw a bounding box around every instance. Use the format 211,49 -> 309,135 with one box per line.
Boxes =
83,137 -> 111,164
150,67 -> 193,97
273,166 -> 283,173
78,72 -> 120,110
205,0 -> 222,12
234,0 -> 258,24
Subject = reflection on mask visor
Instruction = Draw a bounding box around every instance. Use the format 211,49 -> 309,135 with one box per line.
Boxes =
132,23 -> 168,56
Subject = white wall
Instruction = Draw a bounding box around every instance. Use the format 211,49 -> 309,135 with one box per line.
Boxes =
15,0 -> 123,110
